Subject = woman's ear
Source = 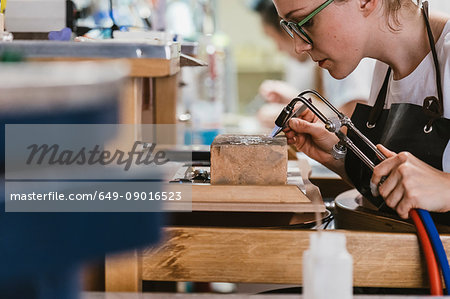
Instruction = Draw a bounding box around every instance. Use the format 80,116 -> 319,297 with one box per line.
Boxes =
359,0 -> 379,17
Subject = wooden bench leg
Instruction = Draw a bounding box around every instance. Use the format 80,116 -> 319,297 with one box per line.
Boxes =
105,250 -> 141,292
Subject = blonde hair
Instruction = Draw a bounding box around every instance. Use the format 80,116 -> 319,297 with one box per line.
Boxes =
335,0 -> 417,31
382,0 -> 418,31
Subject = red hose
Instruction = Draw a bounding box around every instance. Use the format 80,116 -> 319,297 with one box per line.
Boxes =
410,209 -> 443,296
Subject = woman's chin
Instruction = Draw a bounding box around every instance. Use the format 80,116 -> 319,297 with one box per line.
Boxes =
326,66 -> 351,80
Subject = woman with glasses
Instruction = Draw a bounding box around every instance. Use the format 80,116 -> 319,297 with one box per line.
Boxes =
250,0 -> 374,128
276,0 -> 450,220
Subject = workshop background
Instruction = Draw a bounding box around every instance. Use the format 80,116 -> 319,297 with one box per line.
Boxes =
1,0 -> 450,298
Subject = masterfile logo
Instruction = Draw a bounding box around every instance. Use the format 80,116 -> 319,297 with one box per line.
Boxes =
25,141 -> 170,171
4,124 -> 193,212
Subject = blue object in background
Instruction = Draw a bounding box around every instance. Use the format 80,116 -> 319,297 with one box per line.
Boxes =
184,128 -> 222,146
0,62 -> 163,299
48,27 -> 73,41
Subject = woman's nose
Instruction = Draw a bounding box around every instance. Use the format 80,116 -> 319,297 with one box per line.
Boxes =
294,34 -> 312,54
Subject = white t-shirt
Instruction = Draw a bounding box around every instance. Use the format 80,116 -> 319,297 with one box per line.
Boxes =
284,57 -> 375,107
368,20 -> 450,172
323,58 -> 375,107
429,0 -> 450,14
284,58 -> 316,91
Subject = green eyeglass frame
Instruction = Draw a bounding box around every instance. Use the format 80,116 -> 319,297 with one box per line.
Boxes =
280,0 -> 334,45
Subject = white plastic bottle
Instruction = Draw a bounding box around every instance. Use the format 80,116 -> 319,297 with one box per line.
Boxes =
303,232 -> 353,299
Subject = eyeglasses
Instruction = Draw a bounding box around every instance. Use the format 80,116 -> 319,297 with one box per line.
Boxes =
280,0 -> 334,45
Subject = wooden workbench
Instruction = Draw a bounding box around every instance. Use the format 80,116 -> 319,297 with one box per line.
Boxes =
0,40 -> 185,126
103,157 -> 450,292
83,292 -> 444,298
105,228 -> 450,291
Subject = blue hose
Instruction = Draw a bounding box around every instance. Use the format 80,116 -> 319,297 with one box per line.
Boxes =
417,209 -> 450,295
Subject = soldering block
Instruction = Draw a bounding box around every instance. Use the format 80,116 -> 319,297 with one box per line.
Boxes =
210,134 -> 287,185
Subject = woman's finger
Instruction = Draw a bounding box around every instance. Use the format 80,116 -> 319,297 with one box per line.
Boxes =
284,130 -> 296,139
296,108 -> 316,123
377,165 -> 401,199
395,193 -> 415,219
383,178 -> 404,211
377,144 -> 396,159
288,118 -> 321,135
372,150 -> 408,187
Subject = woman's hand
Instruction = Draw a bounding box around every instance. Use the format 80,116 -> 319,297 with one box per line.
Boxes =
283,108 -> 344,175
259,80 -> 298,104
372,145 -> 450,219
257,103 -> 285,128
